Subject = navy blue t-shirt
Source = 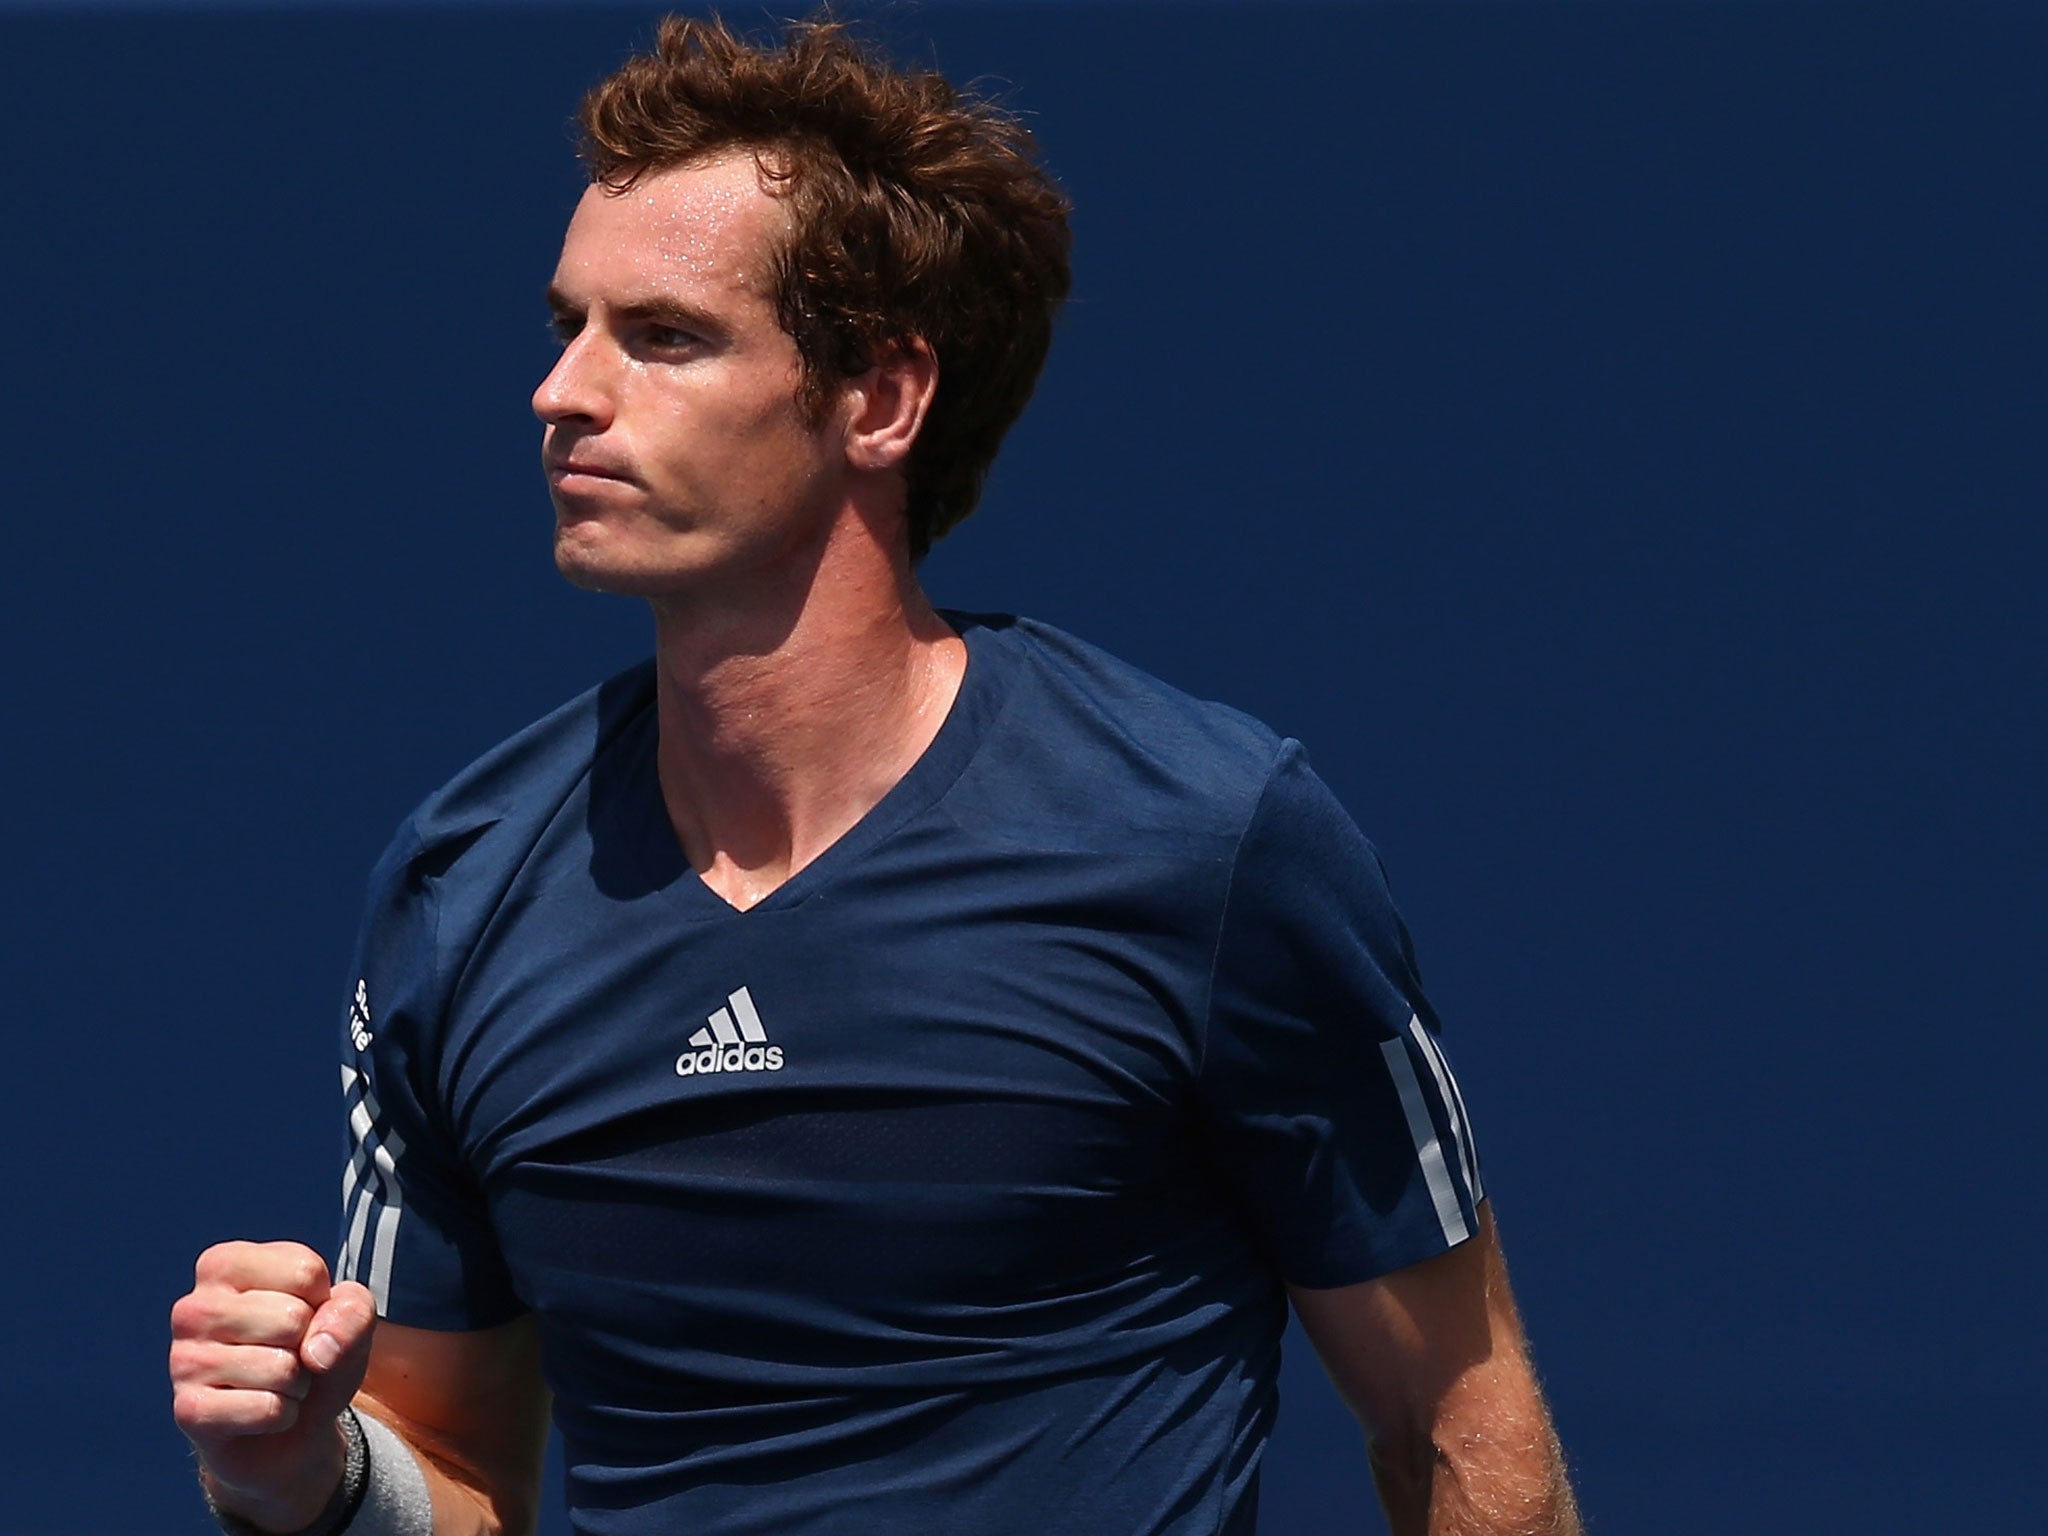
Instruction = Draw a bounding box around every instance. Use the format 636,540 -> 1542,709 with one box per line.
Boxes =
335,614 -> 1483,1536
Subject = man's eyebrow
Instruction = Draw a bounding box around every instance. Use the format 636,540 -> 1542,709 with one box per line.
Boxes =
543,285 -> 729,338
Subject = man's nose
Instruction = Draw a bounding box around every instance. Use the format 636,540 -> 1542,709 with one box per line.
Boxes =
533,331 -> 613,427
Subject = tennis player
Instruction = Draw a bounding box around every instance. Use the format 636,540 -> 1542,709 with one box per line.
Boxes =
170,16 -> 1580,1536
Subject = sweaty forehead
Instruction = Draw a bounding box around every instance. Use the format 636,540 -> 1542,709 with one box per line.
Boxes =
560,153 -> 792,299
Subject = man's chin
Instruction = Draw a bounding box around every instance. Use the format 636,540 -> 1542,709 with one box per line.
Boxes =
554,538 -> 649,596
555,537 -> 709,600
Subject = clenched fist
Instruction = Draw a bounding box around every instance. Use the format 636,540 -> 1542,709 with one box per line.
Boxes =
170,1241 -> 378,1531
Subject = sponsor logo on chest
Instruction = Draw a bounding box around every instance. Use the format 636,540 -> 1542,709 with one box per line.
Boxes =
676,985 -> 785,1077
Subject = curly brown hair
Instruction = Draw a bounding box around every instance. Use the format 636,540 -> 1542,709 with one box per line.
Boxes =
576,13 -> 1073,559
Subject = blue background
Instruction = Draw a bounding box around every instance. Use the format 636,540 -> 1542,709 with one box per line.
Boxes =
1,2 -> 2040,1530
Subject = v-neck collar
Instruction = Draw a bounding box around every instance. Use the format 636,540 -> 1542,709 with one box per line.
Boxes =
602,613 -> 1017,922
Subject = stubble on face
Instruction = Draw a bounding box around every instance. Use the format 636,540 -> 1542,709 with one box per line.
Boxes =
535,154 -> 850,605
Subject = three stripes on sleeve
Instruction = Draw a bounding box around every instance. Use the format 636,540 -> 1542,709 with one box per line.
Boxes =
1381,1012 -> 1484,1247
338,1062 -> 404,1310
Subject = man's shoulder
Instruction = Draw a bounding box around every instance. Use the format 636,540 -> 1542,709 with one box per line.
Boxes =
958,613 -> 1291,848
373,657 -> 657,888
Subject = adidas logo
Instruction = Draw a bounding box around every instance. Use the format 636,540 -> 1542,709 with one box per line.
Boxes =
675,986 -> 785,1077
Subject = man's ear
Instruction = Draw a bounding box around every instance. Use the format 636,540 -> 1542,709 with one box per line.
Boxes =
843,337 -> 939,473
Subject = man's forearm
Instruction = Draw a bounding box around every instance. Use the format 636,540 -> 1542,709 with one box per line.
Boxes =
1367,1410 -> 1581,1536
353,1397 -> 535,1536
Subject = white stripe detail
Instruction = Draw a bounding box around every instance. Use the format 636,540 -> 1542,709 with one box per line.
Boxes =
347,1093 -> 408,1175
1380,1033 -> 1470,1247
339,1067 -> 371,1283
367,1195 -> 402,1307
347,1095 -> 379,1155
339,1063 -> 405,1310
342,1141 -> 371,1214
688,1026 -> 713,1048
1408,1015 -> 1482,1205
706,1007 -> 741,1046
728,987 -> 769,1043
342,1184 -> 375,1285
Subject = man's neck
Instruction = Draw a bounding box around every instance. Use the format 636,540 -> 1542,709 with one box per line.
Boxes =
647,523 -> 966,912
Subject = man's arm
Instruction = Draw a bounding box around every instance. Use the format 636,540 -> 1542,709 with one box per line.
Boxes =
171,1241 -> 550,1536
355,1313 -> 552,1536
1286,1206 -> 1580,1536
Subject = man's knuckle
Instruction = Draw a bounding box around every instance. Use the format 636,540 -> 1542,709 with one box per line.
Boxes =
167,1338 -> 209,1382
238,1301 -> 299,1348
259,1346 -> 305,1390
283,1252 -> 327,1295
255,1393 -> 300,1432
278,1297 -> 315,1338
169,1291 -> 210,1337
193,1242 -> 243,1284
171,1384 -> 226,1435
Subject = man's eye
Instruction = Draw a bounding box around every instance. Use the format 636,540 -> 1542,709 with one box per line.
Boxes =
645,325 -> 698,350
547,315 -> 581,344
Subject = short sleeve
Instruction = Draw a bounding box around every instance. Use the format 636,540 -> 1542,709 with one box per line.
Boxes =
1195,743 -> 1484,1288
334,822 -> 525,1330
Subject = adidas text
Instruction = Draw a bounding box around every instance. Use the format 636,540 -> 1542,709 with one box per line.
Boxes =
676,1043 -> 784,1076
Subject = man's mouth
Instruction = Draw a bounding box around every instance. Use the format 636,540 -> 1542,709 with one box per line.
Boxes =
548,459 -> 633,484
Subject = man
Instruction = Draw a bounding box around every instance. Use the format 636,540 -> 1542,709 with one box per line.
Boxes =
170,16 -> 1579,1536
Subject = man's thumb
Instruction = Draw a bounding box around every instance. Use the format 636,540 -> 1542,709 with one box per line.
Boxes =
301,1280 -> 378,1384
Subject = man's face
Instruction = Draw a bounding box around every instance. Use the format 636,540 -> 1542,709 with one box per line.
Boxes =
534,154 -> 849,599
